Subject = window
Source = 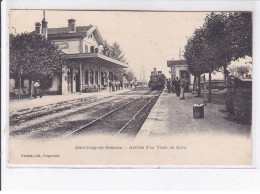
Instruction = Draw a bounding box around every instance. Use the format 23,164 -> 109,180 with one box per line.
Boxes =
85,70 -> 89,84
95,71 -> 98,84
85,45 -> 88,53
95,48 -> 99,53
90,46 -> 94,53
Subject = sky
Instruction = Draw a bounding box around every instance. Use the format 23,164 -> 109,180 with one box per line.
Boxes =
10,10 -> 210,81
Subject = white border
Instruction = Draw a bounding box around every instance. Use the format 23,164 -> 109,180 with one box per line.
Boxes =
2,0 -> 260,190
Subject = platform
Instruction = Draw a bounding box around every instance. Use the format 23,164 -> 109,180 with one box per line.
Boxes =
136,89 -> 251,139
9,88 -> 130,114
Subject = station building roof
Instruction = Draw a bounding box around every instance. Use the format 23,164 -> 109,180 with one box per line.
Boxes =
63,53 -> 130,68
167,59 -> 186,67
47,25 -> 104,45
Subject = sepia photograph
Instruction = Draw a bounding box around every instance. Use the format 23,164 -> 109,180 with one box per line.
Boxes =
7,10 -> 252,166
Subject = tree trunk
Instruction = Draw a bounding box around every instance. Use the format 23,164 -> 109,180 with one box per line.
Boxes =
29,78 -> 32,97
203,74 -> 207,106
224,66 -> 227,85
198,75 -> 201,97
208,71 -> 212,103
18,76 -> 21,100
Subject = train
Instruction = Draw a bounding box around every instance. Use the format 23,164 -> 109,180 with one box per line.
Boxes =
148,68 -> 166,90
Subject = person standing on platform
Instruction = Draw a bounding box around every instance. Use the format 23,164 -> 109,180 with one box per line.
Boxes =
108,79 -> 112,92
33,80 -> 42,98
112,80 -> 116,92
180,77 -> 186,100
134,81 -> 137,90
130,80 -> 133,90
171,78 -> 176,93
120,80 -> 123,90
175,77 -> 180,97
224,75 -> 235,115
166,79 -> 171,93
115,80 -> 118,91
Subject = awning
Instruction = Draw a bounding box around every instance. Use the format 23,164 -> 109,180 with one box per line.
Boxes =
63,53 -> 129,68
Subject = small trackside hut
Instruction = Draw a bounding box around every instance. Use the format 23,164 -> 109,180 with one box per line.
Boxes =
167,59 -> 194,91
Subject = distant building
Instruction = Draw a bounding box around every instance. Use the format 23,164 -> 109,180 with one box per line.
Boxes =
10,17 -> 129,96
167,59 -> 194,85
167,59 -> 227,91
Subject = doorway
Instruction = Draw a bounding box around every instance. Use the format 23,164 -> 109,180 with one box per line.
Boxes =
75,69 -> 80,92
101,72 -> 104,85
180,70 -> 190,81
67,68 -> 73,93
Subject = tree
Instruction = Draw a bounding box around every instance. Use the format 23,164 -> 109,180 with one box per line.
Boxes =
184,12 -> 252,101
124,69 -> 135,82
10,32 -> 66,98
225,12 -> 252,60
236,66 -> 250,78
111,42 -> 128,63
184,28 -> 210,97
202,13 -> 233,102
102,41 -> 129,82
101,40 -> 112,57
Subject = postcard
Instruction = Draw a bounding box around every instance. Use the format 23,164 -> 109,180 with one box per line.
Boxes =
7,10 -> 252,166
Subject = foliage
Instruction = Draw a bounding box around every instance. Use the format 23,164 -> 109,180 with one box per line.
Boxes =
225,12 -> 252,60
184,12 -> 252,77
101,40 -> 128,63
184,28 -> 209,76
203,12 -> 233,71
236,66 -> 249,77
111,42 -> 128,63
101,40 -> 130,81
9,32 -> 66,81
101,40 -> 112,57
124,69 -> 135,82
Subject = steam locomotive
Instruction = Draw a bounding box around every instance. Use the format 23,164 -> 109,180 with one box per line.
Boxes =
148,68 -> 166,90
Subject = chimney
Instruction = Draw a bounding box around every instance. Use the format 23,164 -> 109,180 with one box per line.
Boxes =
35,22 -> 41,34
68,19 -> 76,32
154,67 -> 157,74
41,18 -> 48,38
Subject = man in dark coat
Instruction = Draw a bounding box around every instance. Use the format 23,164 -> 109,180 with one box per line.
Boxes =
224,76 -> 235,115
175,77 -> 180,97
179,77 -> 186,100
166,79 -> 171,93
171,78 -> 176,93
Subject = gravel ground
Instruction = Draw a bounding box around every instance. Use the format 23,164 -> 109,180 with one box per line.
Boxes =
10,96 -> 137,140
70,96 -> 155,138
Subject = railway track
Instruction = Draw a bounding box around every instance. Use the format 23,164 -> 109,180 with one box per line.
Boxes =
10,88 -> 151,125
58,89 -> 162,139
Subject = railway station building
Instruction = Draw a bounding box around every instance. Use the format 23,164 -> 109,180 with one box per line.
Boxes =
10,18 -> 129,96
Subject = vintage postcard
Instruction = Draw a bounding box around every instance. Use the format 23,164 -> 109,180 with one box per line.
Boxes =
7,10 -> 252,166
